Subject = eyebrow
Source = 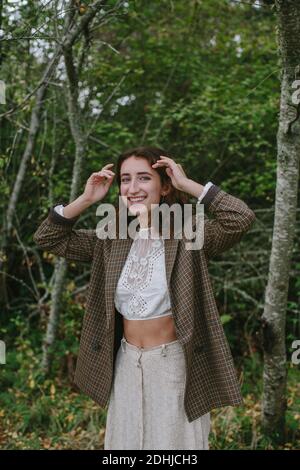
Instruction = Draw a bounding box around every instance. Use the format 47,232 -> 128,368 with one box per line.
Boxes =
121,172 -> 152,176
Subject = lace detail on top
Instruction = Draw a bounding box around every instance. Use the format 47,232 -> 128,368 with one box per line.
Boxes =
114,227 -> 173,320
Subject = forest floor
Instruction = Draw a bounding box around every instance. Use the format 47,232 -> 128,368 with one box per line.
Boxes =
0,346 -> 299,450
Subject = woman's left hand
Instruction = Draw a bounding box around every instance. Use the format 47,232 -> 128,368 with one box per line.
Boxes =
152,156 -> 189,191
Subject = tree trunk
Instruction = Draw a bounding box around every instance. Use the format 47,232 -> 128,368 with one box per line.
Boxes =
41,257 -> 67,371
5,51 -> 61,234
41,2 -> 107,372
261,0 -> 300,443
41,47 -> 87,372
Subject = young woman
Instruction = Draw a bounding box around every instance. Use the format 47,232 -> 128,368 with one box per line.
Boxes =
34,146 -> 256,450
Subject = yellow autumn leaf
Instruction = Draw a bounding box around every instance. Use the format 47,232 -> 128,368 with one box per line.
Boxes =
29,379 -> 35,389
66,414 -> 74,422
67,281 -> 75,292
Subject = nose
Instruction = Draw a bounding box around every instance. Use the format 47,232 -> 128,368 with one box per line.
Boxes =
128,178 -> 140,194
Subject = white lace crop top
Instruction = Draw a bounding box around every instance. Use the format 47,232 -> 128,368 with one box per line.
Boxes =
114,227 -> 173,321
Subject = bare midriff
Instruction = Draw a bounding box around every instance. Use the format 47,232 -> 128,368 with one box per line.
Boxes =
123,314 -> 178,348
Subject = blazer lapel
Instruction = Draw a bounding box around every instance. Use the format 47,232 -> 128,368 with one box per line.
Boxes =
105,237 -> 133,329
164,238 -> 179,292
105,236 -> 179,329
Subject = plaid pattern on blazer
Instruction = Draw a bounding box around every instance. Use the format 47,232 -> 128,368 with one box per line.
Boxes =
33,185 -> 256,422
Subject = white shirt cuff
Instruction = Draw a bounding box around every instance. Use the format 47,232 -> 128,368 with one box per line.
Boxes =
54,204 -> 65,217
197,182 -> 214,204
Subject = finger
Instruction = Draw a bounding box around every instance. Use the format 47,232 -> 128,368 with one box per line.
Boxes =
159,155 -> 175,163
161,156 -> 178,169
91,170 -> 110,176
99,170 -> 115,176
156,156 -> 176,165
96,168 -> 114,173
152,161 -> 174,170
102,163 -> 114,170
91,172 -> 114,183
152,161 -> 168,166
97,170 -> 115,177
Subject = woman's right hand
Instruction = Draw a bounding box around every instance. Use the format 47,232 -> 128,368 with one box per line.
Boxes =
82,163 -> 115,204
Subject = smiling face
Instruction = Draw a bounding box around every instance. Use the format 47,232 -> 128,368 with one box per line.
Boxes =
120,155 -> 169,224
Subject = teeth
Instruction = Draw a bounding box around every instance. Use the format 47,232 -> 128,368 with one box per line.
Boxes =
129,197 -> 146,202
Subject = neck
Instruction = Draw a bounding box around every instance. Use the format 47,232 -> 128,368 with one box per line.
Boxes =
137,212 -> 151,229
137,213 -> 160,238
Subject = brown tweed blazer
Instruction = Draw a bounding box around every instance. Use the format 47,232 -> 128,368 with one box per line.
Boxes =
33,184 -> 256,422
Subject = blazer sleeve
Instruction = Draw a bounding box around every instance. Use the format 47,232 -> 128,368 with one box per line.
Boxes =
33,203 -> 98,262
196,184 -> 256,259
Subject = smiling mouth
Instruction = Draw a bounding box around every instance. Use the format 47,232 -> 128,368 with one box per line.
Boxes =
128,197 -> 147,203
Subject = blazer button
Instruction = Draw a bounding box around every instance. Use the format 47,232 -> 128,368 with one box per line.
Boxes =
92,341 -> 102,352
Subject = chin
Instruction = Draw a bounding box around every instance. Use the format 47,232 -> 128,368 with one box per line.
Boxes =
128,203 -> 148,215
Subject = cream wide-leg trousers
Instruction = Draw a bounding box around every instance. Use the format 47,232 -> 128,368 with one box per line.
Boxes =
104,336 -> 211,450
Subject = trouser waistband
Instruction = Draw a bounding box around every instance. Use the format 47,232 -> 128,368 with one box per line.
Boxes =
120,335 -> 182,357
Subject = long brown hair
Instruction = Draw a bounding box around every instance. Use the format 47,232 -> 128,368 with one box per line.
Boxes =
113,146 -> 191,238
